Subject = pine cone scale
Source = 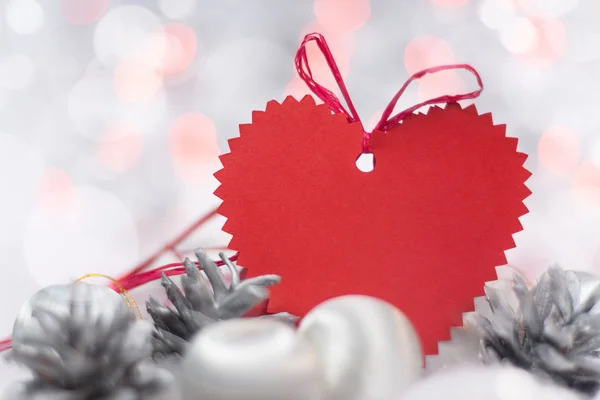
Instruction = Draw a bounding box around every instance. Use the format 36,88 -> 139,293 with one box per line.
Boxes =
148,250 -> 295,357
473,267 -> 600,395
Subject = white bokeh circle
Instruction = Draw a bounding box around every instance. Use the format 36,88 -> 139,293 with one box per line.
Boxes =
518,0 -> 579,19
566,7 -> 600,63
200,38 -> 289,117
93,5 -> 162,70
158,0 -> 196,20
478,0 -> 518,31
5,0 -> 45,35
24,186 -> 139,286
499,17 -> 537,54
68,62 -> 166,140
0,134 -> 45,249
0,54 -> 35,91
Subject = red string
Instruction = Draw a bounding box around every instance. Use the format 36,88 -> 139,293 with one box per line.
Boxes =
117,253 -> 239,291
294,33 -> 484,153
374,64 -> 484,132
0,338 -> 11,351
111,208 -> 220,287
0,208 -> 228,352
295,33 -> 361,124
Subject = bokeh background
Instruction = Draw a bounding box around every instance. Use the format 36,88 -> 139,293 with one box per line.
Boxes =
0,0 -> 599,388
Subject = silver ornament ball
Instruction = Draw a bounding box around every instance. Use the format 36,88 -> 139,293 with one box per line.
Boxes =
180,318 -> 325,400
298,295 -> 423,400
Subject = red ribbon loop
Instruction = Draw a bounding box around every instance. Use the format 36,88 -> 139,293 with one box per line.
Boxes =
294,33 -> 484,153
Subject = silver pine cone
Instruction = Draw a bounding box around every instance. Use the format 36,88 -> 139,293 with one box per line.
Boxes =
7,283 -> 173,400
468,267 -> 600,395
147,250 -> 297,357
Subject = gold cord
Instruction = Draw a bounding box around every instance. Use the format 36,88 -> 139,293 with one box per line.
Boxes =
76,273 -> 143,320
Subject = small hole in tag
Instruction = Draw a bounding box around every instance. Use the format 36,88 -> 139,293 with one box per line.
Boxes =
356,153 -> 375,173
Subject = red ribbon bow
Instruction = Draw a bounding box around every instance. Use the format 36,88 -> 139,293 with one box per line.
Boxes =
294,33 -> 484,153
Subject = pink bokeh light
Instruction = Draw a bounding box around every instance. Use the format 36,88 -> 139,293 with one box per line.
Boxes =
98,124 -> 143,172
38,167 -> 73,213
538,126 -> 579,176
573,162 -> 600,206
169,113 -> 221,182
158,23 -> 197,75
313,0 -> 371,34
429,0 -> 470,8
404,36 -> 455,75
61,0 -> 108,25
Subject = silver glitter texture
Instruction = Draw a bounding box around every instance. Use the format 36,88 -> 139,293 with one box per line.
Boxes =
148,249 -> 297,357
6,283 -> 173,400
469,267 -> 600,395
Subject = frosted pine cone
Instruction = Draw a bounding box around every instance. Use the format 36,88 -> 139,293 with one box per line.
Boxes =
469,267 -> 600,395
147,250 -> 297,357
7,283 -> 172,400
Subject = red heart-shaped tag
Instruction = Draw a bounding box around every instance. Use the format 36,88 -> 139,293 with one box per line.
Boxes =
214,95 -> 530,355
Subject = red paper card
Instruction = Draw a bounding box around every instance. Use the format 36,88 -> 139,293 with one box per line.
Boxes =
214,95 -> 530,355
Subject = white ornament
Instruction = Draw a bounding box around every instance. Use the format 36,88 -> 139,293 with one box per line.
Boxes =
180,318 -> 325,400
399,365 -> 581,400
297,295 -> 423,400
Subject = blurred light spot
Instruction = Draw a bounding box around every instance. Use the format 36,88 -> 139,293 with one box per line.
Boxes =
572,162 -> 600,206
62,0 -> 108,25
499,16 -> 538,54
200,38 -> 294,116
169,113 -> 220,182
94,5 -> 162,70
313,0 -> 370,34
157,23 -> 197,75
404,36 -> 454,75
417,71 -> 466,102
6,0 -> 44,35
114,54 -> 163,102
521,17 -> 566,65
69,63 -> 166,141
0,54 -> 35,91
430,0 -> 470,8
158,0 -> 196,20
24,186 -> 139,286
515,0 -> 535,9
0,134 -> 45,248
517,0 -> 578,18
97,124 -> 143,172
538,126 -> 579,176
499,57 -> 551,119
543,19 -> 567,56
169,113 -> 219,162
69,66 -> 115,140
38,167 -> 73,212
478,0 -> 518,30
